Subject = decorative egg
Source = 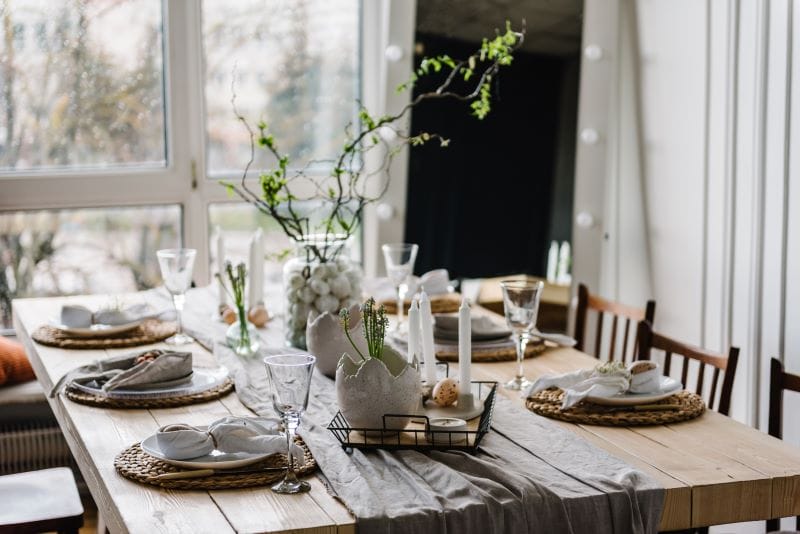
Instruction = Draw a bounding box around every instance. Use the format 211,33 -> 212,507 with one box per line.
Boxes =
310,279 -> 331,296
247,305 -> 270,328
432,378 -> 459,407
221,307 -> 237,325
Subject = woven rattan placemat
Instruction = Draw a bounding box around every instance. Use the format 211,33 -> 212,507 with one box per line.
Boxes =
436,339 -> 547,362
32,319 -> 176,349
65,379 -> 234,409
114,438 -> 316,490
525,389 -> 705,426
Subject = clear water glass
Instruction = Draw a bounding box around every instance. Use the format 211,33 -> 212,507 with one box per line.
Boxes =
156,248 -> 197,345
381,243 -> 419,331
501,280 -> 544,390
263,353 -> 316,494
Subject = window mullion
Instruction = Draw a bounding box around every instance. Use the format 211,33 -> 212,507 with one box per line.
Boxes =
164,0 -> 210,283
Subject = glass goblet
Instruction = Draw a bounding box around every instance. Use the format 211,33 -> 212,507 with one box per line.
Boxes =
263,353 -> 316,494
500,280 -> 544,391
381,243 -> 419,331
156,248 -> 197,345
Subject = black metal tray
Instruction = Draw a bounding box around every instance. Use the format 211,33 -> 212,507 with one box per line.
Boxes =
327,380 -> 497,453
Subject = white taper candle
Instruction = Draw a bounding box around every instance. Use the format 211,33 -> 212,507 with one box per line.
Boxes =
248,229 -> 264,306
407,297 -> 421,365
419,291 -> 437,385
215,226 -> 227,306
458,298 -> 471,390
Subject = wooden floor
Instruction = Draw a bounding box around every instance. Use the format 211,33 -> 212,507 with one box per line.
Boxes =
79,497 -> 98,534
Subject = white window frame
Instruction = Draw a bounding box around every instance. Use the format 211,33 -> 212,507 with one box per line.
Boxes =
0,0 -> 412,282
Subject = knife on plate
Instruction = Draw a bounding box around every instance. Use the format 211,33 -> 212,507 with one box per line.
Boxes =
155,465 -> 286,480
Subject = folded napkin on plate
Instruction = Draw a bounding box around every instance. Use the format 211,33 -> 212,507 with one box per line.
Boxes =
434,314 -> 511,341
60,302 -> 162,328
50,349 -> 193,396
155,416 -> 305,463
365,269 -> 452,302
522,361 -> 663,409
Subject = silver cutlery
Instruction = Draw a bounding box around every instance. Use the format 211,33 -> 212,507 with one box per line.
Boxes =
154,465 -> 285,481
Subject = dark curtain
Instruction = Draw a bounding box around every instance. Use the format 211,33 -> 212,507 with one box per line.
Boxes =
405,33 -> 568,280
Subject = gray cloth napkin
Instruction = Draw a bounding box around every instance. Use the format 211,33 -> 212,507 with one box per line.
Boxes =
156,416 -> 305,461
50,350 -> 192,396
60,303 -> 157,328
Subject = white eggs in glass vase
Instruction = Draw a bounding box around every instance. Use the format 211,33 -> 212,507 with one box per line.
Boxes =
282,235 -> 363,349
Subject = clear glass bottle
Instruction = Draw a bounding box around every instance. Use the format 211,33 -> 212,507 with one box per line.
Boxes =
225,302 -> 260,357
282,235 -> 362,348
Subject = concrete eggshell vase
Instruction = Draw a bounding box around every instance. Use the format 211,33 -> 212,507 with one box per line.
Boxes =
335,346 -> 421,431
306,303 -> 368,378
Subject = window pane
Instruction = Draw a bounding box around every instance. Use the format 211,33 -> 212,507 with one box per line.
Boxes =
203,0 -> 359,175
0,0 -> 166,171
0,205 -> 181,329
208,203 -> 361,301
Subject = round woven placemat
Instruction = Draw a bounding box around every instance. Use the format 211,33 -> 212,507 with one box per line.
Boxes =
32,319 -> 177,349
436,339 -> 547,362
525,389 -> 705,426
65,379 -> 234,409
382,293 -> 462,315
114,438 -> 316,490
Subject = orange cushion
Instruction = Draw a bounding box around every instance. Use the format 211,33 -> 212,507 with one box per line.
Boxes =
0,337 -> 35,386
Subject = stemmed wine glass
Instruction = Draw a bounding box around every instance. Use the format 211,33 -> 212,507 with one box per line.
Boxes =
500,280 -> 544,390
263,353 -> 316,494
381,243 -> 419,331
156,248 -> 197,345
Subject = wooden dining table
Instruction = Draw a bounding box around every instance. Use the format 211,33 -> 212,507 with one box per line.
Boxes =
12,290 -> 800,533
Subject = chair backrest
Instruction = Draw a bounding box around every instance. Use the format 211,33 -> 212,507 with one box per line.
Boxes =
769,357 -> 800,439
574,283 -> 656,363
636,320 -> 739,415
767,357 -> 800,531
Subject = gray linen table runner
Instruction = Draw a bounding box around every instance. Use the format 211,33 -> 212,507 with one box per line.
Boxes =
177,288 -> 664,533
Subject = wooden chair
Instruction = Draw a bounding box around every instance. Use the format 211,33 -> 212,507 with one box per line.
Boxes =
0,467 -> 84,534
766,357 -> 800,532
574,283 -> 656,363
636,321 -> 739,415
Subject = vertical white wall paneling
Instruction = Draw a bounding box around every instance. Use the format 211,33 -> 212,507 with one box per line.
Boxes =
634,0 -> 706,344
604,0 -> 653,308
367,0 -> 416,278
729,0 -> 760,425
571,0 -> 619,301
759,0 -> 791,430
704,0 -> 730,356
783,0 -> 800,447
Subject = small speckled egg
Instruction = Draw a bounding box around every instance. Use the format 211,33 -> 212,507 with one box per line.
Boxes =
247,305 -> 269,327
221,307 -> 237,325
432,378 -> 459,407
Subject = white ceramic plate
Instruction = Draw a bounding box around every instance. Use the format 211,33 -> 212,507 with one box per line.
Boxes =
140,430 -> 271,469
70,366 -> 229,400
49,319 -> 142,338
586,376 -> 683,406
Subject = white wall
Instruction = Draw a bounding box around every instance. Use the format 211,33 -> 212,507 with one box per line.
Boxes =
599,0 -> 800,434
581,3 -> 800,529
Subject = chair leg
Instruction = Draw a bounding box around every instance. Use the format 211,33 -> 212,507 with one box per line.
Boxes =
766,517 -> 779,531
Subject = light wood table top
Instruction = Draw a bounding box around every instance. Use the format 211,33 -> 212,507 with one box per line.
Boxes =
12,291 -> 800,532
